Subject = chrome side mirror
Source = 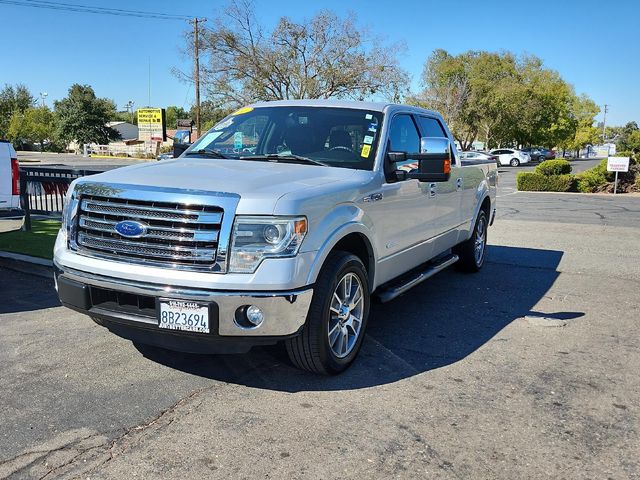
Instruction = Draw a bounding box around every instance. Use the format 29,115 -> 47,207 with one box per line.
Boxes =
387,137 -> 452,182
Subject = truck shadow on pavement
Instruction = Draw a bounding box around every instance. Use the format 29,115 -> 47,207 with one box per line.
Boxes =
135,245 -> 584,392
0,268 -> 60,314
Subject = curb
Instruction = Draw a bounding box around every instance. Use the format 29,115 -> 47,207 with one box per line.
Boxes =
89,155 -> 152,161
0,251 -> 53,278
516,190 -> 640,197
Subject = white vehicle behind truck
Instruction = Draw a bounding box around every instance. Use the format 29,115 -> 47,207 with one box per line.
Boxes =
54,100 -> 497,374
0,140 -> 24,233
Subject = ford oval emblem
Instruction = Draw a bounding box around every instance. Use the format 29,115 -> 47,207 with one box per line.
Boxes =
114,220 -> 147,238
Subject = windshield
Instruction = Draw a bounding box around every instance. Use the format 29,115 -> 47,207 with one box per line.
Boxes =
186,106 -> 384,170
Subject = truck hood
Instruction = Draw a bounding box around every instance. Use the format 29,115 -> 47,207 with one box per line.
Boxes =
80,158 -> 358,214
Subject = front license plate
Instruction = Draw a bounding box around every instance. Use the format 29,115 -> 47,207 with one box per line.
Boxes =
158,299 -> 210,333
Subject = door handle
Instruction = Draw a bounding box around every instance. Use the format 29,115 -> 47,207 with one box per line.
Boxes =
429,183 -> 436,198
456,177 -> 463,191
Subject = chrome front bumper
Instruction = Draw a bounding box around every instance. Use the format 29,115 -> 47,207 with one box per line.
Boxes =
55,263 -> 313,345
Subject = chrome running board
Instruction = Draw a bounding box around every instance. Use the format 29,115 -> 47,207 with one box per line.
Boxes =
376,254 -> 459,303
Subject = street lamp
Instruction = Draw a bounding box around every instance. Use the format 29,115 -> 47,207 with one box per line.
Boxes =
40,92 -> 48,107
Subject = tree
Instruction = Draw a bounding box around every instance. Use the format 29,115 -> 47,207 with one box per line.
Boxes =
112,110 -> 137,125
165,105 -> 189,129
0,84 -> 35,139
7,106 -> 56,150
191,100 -> 232,132
557,94 -> 600,155
54,84 -> 120,147
410,50 -> 592,150
615,121 -> 640,151
175,0 -> 409,107
626,130 -> 640,151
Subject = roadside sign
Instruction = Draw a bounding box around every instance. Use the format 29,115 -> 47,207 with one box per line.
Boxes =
137,108 -> 166,142
607,157 -> 630,194
607,157 -> 630,172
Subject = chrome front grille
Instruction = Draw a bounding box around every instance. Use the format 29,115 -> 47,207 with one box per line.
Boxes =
74,195 -> 224,270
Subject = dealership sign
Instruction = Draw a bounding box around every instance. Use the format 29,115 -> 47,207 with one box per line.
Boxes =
137,108 -> 166,142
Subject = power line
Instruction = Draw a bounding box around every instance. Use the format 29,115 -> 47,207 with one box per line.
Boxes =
0,0 -> 194,20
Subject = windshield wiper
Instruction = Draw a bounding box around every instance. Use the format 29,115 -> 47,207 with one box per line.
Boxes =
185,149 -> 229,159
238,154 -> 328,167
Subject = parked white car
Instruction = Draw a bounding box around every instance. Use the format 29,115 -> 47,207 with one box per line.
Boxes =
490,148 -> 531,167
0,141 -> 24,233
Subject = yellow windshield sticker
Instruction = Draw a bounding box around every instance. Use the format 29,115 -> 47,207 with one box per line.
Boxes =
232,106 -> 253,115
361,144 -> 371,158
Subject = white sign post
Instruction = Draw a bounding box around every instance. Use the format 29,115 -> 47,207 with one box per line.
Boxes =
607,157 -> 630,194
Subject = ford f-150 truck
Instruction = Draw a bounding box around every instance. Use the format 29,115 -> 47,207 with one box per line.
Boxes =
54,100 -> 497,374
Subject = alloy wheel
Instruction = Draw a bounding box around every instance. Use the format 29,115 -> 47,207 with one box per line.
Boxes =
327,272 -> 364,358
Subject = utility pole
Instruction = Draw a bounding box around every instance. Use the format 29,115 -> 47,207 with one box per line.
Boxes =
125,100 -> 135,124
191,17 -> 206,139
603,104 -> 609,156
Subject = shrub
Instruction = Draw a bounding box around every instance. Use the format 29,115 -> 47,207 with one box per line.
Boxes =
575,169 -> 607,193
535,159 -> 572,176
516,172 -> 575,192
636,173 -> 640,191
613,150 -> 632,158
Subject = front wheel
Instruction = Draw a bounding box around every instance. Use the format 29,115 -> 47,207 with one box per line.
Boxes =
538,155 -> 546,162
454,210 -> 488,273
286,251 -> 370,374
510,158 -> 520,167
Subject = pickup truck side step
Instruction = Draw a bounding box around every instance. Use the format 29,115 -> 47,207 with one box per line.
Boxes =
375,253 -> 459,303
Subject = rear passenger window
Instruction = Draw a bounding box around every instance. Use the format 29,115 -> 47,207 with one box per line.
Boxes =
417,117 -> 446,138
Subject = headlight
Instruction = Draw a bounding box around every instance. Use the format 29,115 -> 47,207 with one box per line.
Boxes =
229,216 -> 307,273
61,182 -> 79,239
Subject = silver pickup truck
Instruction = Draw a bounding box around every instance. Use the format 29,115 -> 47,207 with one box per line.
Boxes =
54,100 -> 497,374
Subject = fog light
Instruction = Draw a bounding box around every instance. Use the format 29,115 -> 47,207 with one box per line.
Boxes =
245,305 -> 264,327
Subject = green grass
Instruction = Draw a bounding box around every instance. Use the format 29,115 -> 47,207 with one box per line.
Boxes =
0,219 -> 60,259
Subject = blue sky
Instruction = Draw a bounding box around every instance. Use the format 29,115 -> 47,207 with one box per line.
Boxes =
2,0 -> 638,126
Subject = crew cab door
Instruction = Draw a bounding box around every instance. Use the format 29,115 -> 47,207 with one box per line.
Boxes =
365,114 -> 440,283
415,116 -> 463,240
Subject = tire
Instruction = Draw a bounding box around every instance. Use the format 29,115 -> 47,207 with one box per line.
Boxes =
285,251 -> 370,375
510,158 -> 520,167
454,210 -> 488,273
538,155 -> 546,162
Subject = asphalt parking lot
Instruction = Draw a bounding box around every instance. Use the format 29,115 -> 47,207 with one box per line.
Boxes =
1,175 -> 639,478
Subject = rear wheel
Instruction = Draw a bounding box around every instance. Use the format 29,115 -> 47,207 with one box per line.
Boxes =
538,155 -> 546,162
285,251 -> 370,374
510,158 -> 520,167
454,210 -> 488,273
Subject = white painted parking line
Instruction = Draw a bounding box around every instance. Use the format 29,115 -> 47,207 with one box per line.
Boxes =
497,191 -> 519,198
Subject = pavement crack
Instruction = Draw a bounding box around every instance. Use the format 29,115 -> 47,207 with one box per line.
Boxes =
3,386 -> 212,479
81,385 -> 212,476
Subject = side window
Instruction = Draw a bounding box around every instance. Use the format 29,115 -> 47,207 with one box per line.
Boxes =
417,116 -> 446,138
388,114 -> 420,170
417,116 -> 458,166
